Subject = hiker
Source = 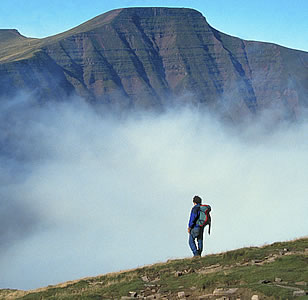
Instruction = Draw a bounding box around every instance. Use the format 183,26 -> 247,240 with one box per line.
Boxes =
188,195 -> 211,257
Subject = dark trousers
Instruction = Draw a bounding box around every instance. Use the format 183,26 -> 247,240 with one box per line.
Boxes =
189,226 -> 204,256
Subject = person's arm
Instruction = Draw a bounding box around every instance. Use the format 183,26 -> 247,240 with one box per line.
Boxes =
188,206 -> 199,232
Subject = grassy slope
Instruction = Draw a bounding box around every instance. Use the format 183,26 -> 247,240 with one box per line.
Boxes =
1,238 -> 307,300
0,9 -> 122,64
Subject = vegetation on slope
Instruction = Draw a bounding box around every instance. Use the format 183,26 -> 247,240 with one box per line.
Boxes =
1,238 -> 307,299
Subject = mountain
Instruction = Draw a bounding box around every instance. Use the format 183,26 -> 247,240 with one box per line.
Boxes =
1,7 -> 308,120
1,238 -> 307,299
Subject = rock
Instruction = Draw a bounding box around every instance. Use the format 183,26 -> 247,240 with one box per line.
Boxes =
293,290 -> 306,296
178,291 -> 185,298
213,288 -> 238,295
295,281 -> 307,286
121,297 -> 131,300
275,277 -> 282,282
175,271 -> 183,277
141,275 -> 150,282
198,294 -> 212,299
258,279 -> 271,284
145,284 -> 156,288
129,291 -> 138,297
184,269 -> 193,274
251,259 -> 262,264
197,264 -> 221,274
279,249 -> 289,255
213,288 -> 224,295
146,295 -> 161,299
267,257 -> 276,263
225,288 -> 238,295
251,295 -> 259,300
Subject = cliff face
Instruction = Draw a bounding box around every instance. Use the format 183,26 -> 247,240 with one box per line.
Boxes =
1,8 -> 308,119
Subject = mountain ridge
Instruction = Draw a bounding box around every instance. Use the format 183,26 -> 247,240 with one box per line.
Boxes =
1,7 -> 308,120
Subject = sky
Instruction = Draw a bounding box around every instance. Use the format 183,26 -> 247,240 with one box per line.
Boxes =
0,0 -> 308,292
0,0 -> 307,52
1,95 -> 308,290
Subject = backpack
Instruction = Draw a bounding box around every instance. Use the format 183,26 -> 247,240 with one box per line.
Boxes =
196,204 -> 211,234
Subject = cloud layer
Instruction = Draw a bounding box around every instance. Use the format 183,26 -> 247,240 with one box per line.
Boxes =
0,96 -> 307,290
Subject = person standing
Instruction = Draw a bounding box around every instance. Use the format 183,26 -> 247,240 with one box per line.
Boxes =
188,195 -> 210,257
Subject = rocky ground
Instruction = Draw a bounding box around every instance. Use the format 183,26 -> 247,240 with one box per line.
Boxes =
1,238 -> 307,299
119,248 -> 308,299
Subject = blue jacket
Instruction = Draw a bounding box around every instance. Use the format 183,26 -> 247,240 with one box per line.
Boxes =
188,204 -> 200,228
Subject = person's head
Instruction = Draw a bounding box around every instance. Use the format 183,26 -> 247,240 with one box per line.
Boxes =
193,195 -> 202,205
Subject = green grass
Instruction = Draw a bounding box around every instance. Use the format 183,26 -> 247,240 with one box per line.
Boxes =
2,238 -> 306,299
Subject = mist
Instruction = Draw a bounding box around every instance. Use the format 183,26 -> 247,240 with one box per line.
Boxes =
0,95 -> 307,290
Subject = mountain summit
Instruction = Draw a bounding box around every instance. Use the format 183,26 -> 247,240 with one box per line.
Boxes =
1,7 -> 308,119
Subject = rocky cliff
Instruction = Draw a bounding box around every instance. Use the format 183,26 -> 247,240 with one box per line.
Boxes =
1,8 -> 308,120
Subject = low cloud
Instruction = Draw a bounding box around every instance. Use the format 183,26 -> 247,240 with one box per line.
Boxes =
0,95 -> 307,289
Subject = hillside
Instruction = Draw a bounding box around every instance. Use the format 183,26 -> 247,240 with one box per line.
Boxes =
0,7 -> 308,120
1,238 -> 307,299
